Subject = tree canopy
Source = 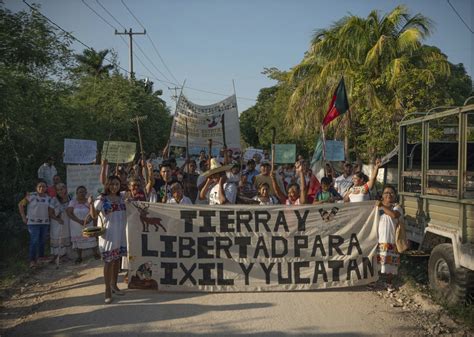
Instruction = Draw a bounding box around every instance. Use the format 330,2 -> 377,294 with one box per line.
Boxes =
0,4 -> 171,217
240,5 -> 472,161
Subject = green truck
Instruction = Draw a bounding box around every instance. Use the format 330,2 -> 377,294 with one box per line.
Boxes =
398,102 -> 474,305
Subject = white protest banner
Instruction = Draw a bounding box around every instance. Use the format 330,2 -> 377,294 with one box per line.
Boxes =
66,165 -> 103,198
243,148 -> 264,161
102,141 -> 136,164
325,140 -> 345,161
274,144 -> 296,163
126,202 -> 379,292
169,95 -> 241,150
63,138 -> 97,164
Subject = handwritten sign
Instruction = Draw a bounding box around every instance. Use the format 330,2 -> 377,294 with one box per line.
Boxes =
63,139 -> 97,164
325,140 -> 345,161
243,148 -> 264,161
274,144 -> 296,163
66,165 -> 103,198
102,141 -> 136,163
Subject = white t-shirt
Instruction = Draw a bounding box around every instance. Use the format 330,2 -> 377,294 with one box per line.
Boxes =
378,204 -> 403,244
37,164 -> 57,187
208,183 -> 237,205
334,174 -> 353,196
168,196 -> 193,204
226,171 -> 241,184
253,195 -> 278,205
25,193 -> 51,225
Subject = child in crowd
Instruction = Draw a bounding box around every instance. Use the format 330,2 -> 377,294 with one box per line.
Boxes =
313,177 -> 342,204
253,182 -> 279,205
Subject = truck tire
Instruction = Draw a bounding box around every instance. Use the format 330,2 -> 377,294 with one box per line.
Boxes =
428,243 -> 474,305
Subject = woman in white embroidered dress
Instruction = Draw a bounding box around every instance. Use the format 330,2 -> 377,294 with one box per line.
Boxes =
343,159 -> 381,202
376,185 -> 403,292
67,186 -> 98,264
90,175 -> 127,304
48,183 -> 71,262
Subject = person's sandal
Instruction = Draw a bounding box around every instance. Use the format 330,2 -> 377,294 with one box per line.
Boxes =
111,286 -> 125,296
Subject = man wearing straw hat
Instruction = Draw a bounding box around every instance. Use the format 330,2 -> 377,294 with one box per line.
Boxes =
198,158 -> 237,205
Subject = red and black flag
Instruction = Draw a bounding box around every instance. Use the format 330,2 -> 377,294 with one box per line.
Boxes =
322,77 -> 350,128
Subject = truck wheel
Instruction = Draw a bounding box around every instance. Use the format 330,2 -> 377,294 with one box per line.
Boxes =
428,243 -> 474,305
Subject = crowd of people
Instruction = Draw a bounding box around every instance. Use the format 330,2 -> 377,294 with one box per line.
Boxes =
18,149 -> 404,302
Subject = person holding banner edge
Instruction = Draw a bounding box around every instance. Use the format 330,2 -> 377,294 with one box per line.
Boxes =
90,175 -> 128,304
376,185 -> 403,292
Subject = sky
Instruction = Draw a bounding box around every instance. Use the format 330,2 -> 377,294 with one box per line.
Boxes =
5,0 -> 474,113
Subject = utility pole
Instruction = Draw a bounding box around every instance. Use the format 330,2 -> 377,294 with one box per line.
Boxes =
115,28 -> 146,79
168,87 -> 181,101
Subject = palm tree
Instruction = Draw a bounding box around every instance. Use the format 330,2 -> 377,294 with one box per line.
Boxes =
74,48 -> 114,77
286,5 -> 450,141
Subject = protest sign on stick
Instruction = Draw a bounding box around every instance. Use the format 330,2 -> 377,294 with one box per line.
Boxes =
325,141 -> 345,161
101,141 -> 136,164
64,139 -> 97,164
274,144 -> 296,164
66,165 -> 103,198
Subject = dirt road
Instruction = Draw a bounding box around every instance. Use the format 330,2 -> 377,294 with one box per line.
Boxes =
0,259 -> 469,336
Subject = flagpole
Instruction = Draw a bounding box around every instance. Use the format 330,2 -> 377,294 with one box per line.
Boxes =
321,125 -> 327,163
167,79 -> 186,158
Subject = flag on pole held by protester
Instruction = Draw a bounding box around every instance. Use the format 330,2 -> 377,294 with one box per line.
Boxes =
322,77 -> 350,128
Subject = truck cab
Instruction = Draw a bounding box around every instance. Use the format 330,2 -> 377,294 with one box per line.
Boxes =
398,103 -> 474,305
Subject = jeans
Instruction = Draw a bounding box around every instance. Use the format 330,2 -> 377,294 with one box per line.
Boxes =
28,224 -> 49,261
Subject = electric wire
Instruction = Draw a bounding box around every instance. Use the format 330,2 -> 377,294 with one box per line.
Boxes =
95,0 -> 173,83
95,0 -> 127,30
447,0 -> 474,34
81,0 -> 116,31
83,0 -> 168,82
120,0 -> 181,84
22,0 -> 256,102
23,0 -> 131,76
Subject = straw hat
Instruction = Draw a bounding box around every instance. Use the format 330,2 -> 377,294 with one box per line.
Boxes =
202,158 -> 233,177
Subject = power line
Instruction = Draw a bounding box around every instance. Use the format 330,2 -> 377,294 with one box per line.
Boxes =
81,0 -> 115,31
447,0 -> 474,34
95,0 -> 126,30
120,0 -> 181,84
22,0 -> 131,76
22,0 -> 256,102
133,40 -> 174,82
92,0 -> 173,82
